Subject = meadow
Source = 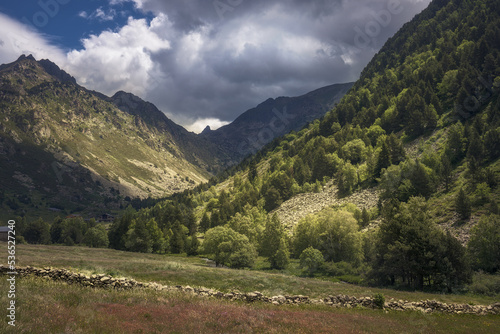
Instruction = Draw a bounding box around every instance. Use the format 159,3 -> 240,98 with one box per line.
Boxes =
0,243 -> 499,333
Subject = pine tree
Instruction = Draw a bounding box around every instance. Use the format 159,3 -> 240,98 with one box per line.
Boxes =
170,220 -> 186,254
270,237 -> 290,270
386,134 -> 405,165
375,141 -> 391,178
186,235 -> 200,256
425,104 -> 438,130
361,208 -> 371,227
440,154 -> 453,191
410,160 -> 433,198
312,147 -> 331,181
446,123 -> 466,163
466,130 -> 484,164
337,162 -> 358,196
210,210 -> 221,227
200,212 -> 211,232
261,214 -> 287,269
407,95 -> 426,136
248,161 -> 258,183
456,188 -> 471,220
293,157 -> 311,185
108,206 -> 135,250
125,219 -> 152,253
147,218 -> 167,253
263,187 -> 282,212
484,128 -> 500,160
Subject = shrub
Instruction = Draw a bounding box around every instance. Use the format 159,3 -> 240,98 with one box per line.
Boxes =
322,261 -> 357,277
467,272 -> 500,296
299,247 -> 324,276
373,293 -> 385,309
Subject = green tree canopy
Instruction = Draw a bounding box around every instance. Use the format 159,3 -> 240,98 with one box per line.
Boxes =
373,197 -> 470,290
299,247 -> 324,276
83,225 -> 109,248
202,226 -> 257,268
293,209 -> 362,265
23,218 -> 51,244
468,214 -> 500,273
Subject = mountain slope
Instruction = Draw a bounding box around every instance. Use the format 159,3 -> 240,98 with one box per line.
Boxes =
200,82 -> 353,161
109,91 -> 232,173
0,54 -> 354,219
116,0 -> 500,253
0,55 -> 210,218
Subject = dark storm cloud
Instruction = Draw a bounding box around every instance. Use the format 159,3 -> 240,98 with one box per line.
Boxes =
70,0 -> 432,131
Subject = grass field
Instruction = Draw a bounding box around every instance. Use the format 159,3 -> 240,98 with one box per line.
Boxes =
1,243 -> 499,333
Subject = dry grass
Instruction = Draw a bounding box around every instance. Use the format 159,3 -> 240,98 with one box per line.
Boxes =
1,244 -> 499,333
6,243 -> 500,306
0,277 -> 499,334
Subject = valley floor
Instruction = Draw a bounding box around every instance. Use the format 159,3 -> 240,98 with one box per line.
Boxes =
1,244 -> 499,333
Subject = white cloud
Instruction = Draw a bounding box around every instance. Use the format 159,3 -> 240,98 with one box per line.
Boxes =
0,13 -> 66,66
186,118 -> 230,134
66,16 -> 171,96
84,7 -> 116,22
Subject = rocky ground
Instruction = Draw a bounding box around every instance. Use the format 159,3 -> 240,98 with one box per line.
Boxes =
273,181 -> 380,230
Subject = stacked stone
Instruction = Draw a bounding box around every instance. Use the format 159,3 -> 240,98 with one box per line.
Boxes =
1,265 -> 499,315
385,298 -> 500,315
0,265 -> 142,290
323,295 -> 375,308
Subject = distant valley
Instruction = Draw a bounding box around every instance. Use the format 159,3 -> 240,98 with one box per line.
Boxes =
0,55 -> 351,219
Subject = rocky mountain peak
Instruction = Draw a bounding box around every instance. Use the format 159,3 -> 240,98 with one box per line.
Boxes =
38,59 -> 77,85
17,54 -> 36,62
201,125 -> 212,134
2,54 -> 77,85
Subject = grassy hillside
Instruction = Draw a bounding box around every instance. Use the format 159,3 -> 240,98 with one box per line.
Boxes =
0,56 -> 210,220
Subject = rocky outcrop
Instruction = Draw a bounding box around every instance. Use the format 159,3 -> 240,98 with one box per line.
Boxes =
2,265 -> 499,315
273,182 -> 380,230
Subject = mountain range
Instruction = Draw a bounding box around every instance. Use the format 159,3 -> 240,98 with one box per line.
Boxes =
200,82 -> 353,160
0,54 -> 351,219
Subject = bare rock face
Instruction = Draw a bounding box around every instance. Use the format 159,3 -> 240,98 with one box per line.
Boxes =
38,58 -> 77,84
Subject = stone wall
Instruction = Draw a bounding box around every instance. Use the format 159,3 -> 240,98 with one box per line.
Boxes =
2,265 -> 499,315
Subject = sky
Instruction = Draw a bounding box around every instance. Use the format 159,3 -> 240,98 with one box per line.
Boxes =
0,0 -> 431,133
